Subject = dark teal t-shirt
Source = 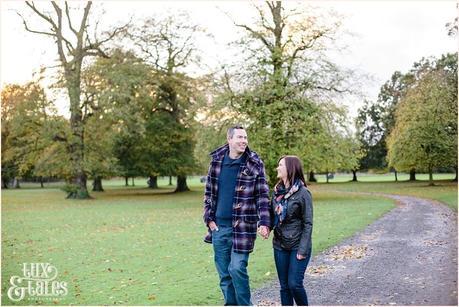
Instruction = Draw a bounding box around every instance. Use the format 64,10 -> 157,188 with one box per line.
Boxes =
215,152 -> 247,226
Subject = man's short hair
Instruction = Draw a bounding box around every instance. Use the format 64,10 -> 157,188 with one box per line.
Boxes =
227,124 -> 245,139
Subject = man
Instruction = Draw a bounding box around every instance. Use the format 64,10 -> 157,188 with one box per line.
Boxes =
203,125 -> 271,306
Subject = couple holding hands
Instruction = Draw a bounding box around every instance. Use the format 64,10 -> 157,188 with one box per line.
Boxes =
203,125 -> 313,306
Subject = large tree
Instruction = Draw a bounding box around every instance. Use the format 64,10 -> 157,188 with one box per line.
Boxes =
387,53 -> 457,185
355,55 -> 453,180
311,102 -> 363,182
33,116 -> 73,183
356,70 -> 415,172
215,1 -> 355,182
1,82 -> 59,188
1,84 -> 23,188
19,2 -> 127,198
81,49 -> 153,191
127,12 -> 207,191
355,100 -> 387,170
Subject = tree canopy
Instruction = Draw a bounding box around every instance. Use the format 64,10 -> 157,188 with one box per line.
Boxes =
4,2 -> 456,196
386,53 -> 457,184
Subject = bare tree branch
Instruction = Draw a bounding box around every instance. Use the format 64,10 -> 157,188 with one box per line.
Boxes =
22,1 -> 129,198
266,0 -> 285,34
174,48 -> 193,68
254,4 -> 275,33
174,31 -> 194,60
223,68 -> 235,98
16,12 -> 55,37
83,20 -> 130,57
235,23 -> 274,52
64,2 -> 78,36
25,1 -> 58,29
315,85 -> 349,94
84,50 -> 109,58
22,2 -> 77,56
286,31 -> 325,79
48,2 -> 76,54
49,1 -> 68,65
77,2 -> 92,37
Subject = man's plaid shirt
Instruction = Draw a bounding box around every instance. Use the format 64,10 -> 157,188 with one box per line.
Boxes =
203,144 -> 271,253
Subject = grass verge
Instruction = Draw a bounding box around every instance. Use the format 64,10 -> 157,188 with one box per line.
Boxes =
313,180 -> 457,211
2,183 -> 394,305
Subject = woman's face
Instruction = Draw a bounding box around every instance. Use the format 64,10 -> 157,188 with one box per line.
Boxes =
276,158 -> 288,181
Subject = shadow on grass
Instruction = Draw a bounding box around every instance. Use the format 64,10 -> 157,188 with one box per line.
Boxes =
107,187 -> 196,196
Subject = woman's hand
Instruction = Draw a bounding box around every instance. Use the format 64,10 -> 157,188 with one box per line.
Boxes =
258,226 -> 270,239
296,253 -> 306,260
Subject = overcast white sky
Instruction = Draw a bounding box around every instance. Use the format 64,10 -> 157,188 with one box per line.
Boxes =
1,1 -> 457,118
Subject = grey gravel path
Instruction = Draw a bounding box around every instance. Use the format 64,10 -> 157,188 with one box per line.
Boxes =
253,194 -> 458,306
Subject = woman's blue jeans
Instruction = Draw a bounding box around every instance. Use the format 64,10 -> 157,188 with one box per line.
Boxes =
274,248 -> 311,306
212,225 -> 252,306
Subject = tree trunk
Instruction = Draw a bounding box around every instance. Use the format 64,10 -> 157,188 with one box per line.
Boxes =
175,175 -> 190,192
125,176 -> 129,186
428,166 -> 434,186
409,168 -> 416,181
132,177 -> 135,186
270,2 -> 283,84
453,165 -> 458,182
66,173 -> 90,199
2,179 -> 8,189
326,169 -> 329,184
148,175 -> 158,189
66,75 -> 90,199
92,176 -> 104,191
40,176 -> 44,188
169,176 -> 173,186
22,2 -> 104,199
12,177 -> 20,189
394,170 -> 398,182
352,170 -> 358,182
308,171 -> 317,182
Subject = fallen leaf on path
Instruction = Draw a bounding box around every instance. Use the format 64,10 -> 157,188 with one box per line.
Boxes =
328,245 -> 368,261
307,264 -> 332,276
257,299 -> 280,306
423,239 -> 447,246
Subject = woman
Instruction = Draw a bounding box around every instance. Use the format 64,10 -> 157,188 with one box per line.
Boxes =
270,155 -> 313,306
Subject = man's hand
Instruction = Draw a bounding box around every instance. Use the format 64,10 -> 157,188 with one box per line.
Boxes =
258,225 -> 270,239
208,221 -> 219,232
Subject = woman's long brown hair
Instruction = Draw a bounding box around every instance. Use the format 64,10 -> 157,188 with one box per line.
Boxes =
276,155 -> 307,188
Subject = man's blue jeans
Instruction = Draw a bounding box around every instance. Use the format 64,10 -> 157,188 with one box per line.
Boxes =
274,248 -> 311,306
212,225 -> 252,306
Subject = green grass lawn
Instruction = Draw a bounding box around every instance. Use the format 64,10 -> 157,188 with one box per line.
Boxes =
14,176 -> 201,189
314,172 -> 456,183
16,173 -> 456,187
314,180 -> 458,211
2,180 -> 395,305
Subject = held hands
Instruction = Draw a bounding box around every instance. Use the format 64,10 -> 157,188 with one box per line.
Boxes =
210,221 -> 270,239
258,225 -> 270,240
208,221 -> 218,232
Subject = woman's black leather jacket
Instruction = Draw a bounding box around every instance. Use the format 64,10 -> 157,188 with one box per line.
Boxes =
271,186 -> 313,256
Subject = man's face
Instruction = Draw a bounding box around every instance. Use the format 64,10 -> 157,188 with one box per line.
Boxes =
228,129 -> 248,155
